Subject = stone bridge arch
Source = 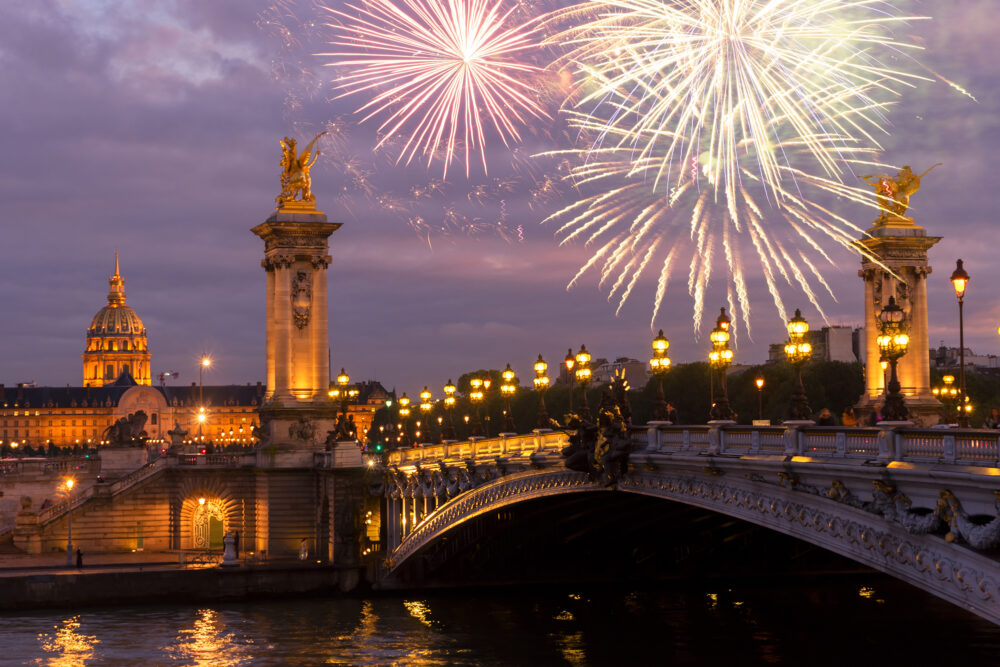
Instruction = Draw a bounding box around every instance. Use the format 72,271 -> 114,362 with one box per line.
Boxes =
381,428 -> 1000,624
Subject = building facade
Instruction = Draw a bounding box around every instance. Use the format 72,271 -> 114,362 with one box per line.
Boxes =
0,380 -> 264,448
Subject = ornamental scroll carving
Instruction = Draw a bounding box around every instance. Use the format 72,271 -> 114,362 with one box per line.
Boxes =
291,270 -> 312,329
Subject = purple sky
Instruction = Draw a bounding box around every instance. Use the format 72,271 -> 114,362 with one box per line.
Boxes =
1,0 -> 998,395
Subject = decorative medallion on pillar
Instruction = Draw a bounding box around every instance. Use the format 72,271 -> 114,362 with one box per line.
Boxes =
853,163 -> 942,426
251,134 -> 344,455
291,270 -> 313,329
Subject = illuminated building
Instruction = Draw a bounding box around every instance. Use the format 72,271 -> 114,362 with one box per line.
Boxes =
82,254 -> 151,387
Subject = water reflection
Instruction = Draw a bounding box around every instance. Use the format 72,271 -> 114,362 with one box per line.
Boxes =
165,609 -> 252,666
36,616 -> 99,667
1,578 -> 997,665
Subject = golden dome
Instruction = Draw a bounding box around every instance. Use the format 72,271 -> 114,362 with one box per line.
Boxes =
89,303 -> 146,337
87,253 -> 146,337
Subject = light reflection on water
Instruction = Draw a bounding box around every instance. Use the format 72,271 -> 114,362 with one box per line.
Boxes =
1,578 -> 998,665
36,616 -> 99,667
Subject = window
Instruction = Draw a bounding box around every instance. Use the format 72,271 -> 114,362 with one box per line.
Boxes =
150,413 -> 158,425
105,364 -> 114,379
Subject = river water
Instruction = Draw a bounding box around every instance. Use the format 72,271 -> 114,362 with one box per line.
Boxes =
3,576 -> 998,665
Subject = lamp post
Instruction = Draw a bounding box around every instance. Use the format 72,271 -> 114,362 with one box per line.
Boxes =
784,309 -> 813,420
500,364 -> 517,433
932,374 -> 959,424
880,358 -> 889,396
876,296 -> 910,421
533,355 -> 550,428
333,367 -> 351,425
468,378 -> 484,437
755,377 -> 764,421
564,349 -> 575,413
398,393 -> 412,447
199,355 -> 211,440
951,259 -> 971,428
708,308 -> 734,421
419,387 -> 433,444
64,478 -> 75,566
649,329 -> 671,421
442,380 -> 457,441
574,345 -> 593,421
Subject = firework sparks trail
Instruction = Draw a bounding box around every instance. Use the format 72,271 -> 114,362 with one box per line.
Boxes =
321,0 -> 550,177
541,0 -> 933,333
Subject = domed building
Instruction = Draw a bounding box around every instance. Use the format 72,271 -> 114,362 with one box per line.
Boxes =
82,254 -> 151,387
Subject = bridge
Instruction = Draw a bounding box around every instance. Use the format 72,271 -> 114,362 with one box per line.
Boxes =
379,422 -> 1000,624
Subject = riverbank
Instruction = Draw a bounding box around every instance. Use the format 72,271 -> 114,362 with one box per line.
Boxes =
0,554 -> 365,611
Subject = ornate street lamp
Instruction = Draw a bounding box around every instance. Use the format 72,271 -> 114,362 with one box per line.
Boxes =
755,377 -> 764,421
574,345 -> 593,421
784,309 -> 813,420
649,329 -> 671,421
876,296 -> 910,421
951,259 -> 971,427
564,348 -> 576,413
500,364 -> 517,433
708,308 -> 734,420
64,478 -> 75,566
398,392 -> 412,447
533,355 -> 550,428
932,374 -> 959,424
468,378 -> 484,437
419,387 -> 433,444
442,380 -> 457,441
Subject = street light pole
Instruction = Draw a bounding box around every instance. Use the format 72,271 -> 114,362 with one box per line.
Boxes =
64,478 -> 75,566
649,330 -> 671,421
574,345 -> 593,421
951,259 -> 971,428
533,355 -> 550,428
755,377 -> 764,421
877,296 -> 910,421
785,309 -> 813,420
199,355 -> 211,441
500,364 -> 517,433
708,308 -> 734,421
443,380 -> 457,441
564,349 -> 575,414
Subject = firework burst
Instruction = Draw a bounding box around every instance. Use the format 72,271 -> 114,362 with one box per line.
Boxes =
543,0 -> 931,333
322,0 -> 549,177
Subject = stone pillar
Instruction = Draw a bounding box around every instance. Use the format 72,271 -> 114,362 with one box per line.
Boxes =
252,209 -> 342,452
855,220 -> 941,425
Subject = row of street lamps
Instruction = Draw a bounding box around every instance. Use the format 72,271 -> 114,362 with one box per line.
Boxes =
340,258 -> 976,443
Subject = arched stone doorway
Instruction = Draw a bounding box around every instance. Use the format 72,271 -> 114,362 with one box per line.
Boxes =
193,500 -> 226,550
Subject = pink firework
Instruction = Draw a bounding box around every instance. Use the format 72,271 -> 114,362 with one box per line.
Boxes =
321,0 -> 547,177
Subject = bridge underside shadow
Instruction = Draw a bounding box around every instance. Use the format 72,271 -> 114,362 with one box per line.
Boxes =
390,492 -> 867,587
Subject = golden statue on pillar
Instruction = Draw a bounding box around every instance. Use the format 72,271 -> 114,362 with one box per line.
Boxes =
276,132 -> 327,210
859,163 -> 942,224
